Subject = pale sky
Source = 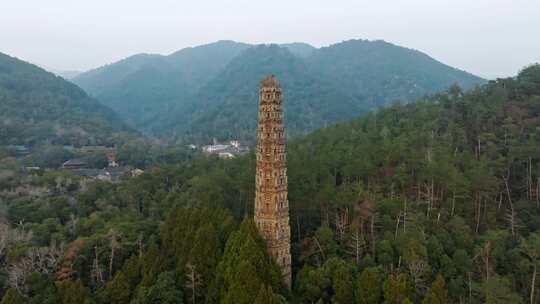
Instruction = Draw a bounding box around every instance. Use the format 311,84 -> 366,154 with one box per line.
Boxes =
0,0 -> 538,79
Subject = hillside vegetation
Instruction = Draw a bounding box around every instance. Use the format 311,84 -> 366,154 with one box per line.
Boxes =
73,39 -> 484,143
0,52 -> 135,147
73,41 -> 251,128
1,65 -> 538,303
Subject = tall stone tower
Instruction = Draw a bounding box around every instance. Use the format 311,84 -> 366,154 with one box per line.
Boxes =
254,75 -> 292,288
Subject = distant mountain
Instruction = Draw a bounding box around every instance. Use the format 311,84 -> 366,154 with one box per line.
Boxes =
306,39 -> 482,108
46,69 -> 82,80
73,41 -> 251,127
73,39 -> 485,143
0,52 -> 135,146
157,45 -> 359,142
37,66 -> 82,80
279,42 -> 317,58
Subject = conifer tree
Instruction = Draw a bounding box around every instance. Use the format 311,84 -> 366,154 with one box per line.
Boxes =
323,258 -> 354,304
0,289 -> 25,304
521,232 -> 540,304
56,280 -> 92,304
209,220 -> 284,304
294,265 -> 332,303
254,285 -> 285,304
383,273 -> 413,304
422,275 -> 448,304
131,271 -> 183,304
356,267 -> 382,304
99,271 -> 131,304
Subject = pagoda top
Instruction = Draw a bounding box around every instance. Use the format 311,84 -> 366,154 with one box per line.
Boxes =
260,75 -> 280,88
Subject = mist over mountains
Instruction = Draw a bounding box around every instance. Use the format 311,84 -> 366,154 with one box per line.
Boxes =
72,39 -> 484,143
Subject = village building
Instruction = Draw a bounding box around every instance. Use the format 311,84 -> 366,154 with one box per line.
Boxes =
218,152 -> 235,159
201,141 -> 249,158
202,144 -> 230,154
62,159 -> 88,170
8,145 -> 30,157
107,151 -> 119,167
62,149 -> 142,182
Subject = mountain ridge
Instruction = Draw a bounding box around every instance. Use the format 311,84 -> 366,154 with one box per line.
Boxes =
0,52 -> 136,146
72,39 -> 485,142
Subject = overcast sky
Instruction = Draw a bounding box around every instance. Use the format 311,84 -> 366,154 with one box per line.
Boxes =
1,0 -> 538,78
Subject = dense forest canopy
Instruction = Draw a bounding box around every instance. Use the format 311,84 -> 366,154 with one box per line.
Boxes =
0,64 -> 538,303
0,52 -> 136,147
73,39 -> 484,143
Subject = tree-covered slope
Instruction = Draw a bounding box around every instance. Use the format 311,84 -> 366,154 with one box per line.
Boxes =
158,44 -> 358,142
280,42 -> 317,58
0,64 -> 538,303
0,52 -> 135,146
307,39 -> 482,108
72,41 -> 251,127
73,39 -> 484,142
156,41 -> 484,144
73,53 -> 164,93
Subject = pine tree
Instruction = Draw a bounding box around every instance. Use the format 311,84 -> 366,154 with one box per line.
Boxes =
139,244 -> 167,288
254,285 -> 285,304
383,273 -> 413,304
294,265 -> 331,303
323,258 -> 354,304
482,276 -> 524,304
356,267 -> 382,304
131,271 -> 183,304
0,289 -> 25,304
521,233 -> 540,304
422,275 -> 448,304
100,271 -> 131,304
185,223 -> 220,302
56,280 -> 92,304
209,220 -> 284,304
121,255 -> 142,294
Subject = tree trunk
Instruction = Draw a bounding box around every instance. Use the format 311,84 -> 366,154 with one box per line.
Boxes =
536,177 -> 540,209
351,228 -> 361,265
477,138 -> 481,160
138,234 -> 143,258
370,215 -> 376,256
394,213 -> 400,240
485,253 -> 489,281
451,190 -> 456,217
475,193 -> 481,234
296,215 -> 301,242
185,263 -> 199,304
109,245 -> 115,279
403,200 -> 407,232
531,264 -> 537,304
504,176 -> 516,237
313,236 -> 326,262
528,157 -> 533,201
468,272 -> 472,303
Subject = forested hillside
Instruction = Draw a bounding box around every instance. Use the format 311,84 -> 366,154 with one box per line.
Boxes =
0,52 -> 135,146
72,41 -> 251,127
0,64 -> 537,303
73,39 -> 484,143
158,45 -> 359,142
306,39 -> 482,108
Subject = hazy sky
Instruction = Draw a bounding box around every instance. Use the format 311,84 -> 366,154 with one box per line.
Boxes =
1,0 -> 538,78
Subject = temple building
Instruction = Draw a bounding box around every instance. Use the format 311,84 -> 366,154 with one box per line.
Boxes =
254,75 -> 292,288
